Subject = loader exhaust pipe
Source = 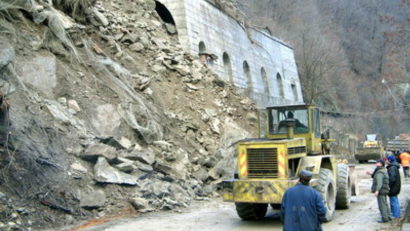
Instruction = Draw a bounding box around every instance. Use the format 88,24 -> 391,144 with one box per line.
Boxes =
285,119 -> 296,139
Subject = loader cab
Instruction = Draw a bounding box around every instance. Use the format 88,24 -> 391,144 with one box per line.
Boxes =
258,105 -> 322,154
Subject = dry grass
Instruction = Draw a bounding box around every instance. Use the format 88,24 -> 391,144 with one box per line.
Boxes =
0,1 -> 26,41
52,0 -> 96,22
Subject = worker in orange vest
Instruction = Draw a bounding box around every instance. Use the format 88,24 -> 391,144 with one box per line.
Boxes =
399,151 -> 410,178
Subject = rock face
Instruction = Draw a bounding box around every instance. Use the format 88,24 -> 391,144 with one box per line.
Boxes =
94,157 -> 138,185
0,0 -> 257,229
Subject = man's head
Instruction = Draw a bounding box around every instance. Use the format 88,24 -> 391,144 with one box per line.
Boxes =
299,170 -> 313,185
287,111 -> 294,119
376,159 -> 385,167
387,155 -> 396,164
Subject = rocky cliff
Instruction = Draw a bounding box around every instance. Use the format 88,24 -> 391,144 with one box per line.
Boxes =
0,0 -> 256,229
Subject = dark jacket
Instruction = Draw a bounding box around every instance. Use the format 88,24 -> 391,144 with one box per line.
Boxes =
387,162 -> 401,196
281,183 -> 327,231
371,167 -> 390,195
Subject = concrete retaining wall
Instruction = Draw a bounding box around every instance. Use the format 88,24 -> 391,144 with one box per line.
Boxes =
157,0 -> 304,107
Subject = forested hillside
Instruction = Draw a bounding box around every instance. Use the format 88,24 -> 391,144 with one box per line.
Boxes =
236,0 -> 409,137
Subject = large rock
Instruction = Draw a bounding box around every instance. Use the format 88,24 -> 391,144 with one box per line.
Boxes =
154,149 -> 189,180
209,118 -> 221,134
129,197 -> 150,211
118,137 -> 133,149
92,104 -> 122,136
126,150 -> 156,165
165,23 -> 177,34
140,179 -> 170,198
129,42 -> 144,52
44,101 -> 71,124
192,168 -> 208,182
92,8 -> 109,26
78,188 -> 106,209
174,65 -> 189,76
153,160 -> 173,174
153,140 -> 173,151
94,157 -> 138,185
70,162 -> 88,174
68,100 -> 81,113
82,143 -> 116,161
135,162 -> 153,173
98,136 -> 133,150
43,100 -> 85,130
17,52 -> 57,96
209,118 -> 250,180
115,162 -> 137,173
0,39 -> 15,69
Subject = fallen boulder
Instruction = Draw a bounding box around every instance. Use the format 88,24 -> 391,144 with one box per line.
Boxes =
82,143 -> 116,161
129,197 -> 150,211
125,150 -> 156,165
78,189 -> 106,209
94,157 -> 138,185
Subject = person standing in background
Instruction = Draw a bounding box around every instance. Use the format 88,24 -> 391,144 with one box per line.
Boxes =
371,159 -> 391,223
386,155 -> 401,219
399,151 -> 410,178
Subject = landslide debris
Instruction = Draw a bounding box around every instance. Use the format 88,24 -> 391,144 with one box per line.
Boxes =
0,0 -> 257,230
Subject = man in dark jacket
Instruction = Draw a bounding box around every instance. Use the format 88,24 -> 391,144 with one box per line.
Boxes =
371,159 -> 391,223
387,155 -> 401,219
281,170 -> 327,231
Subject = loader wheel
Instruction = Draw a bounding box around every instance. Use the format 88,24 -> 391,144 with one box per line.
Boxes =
313,168 -> 336,222
336,164 -> 351,209
235,203 -> 267,220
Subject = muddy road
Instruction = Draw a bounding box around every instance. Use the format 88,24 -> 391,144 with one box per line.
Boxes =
73,164 -> 409,231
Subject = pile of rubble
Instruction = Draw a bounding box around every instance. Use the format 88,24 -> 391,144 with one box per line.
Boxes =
0,0 -> 257,229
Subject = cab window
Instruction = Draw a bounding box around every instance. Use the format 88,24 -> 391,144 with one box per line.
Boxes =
269,109 -> 309,134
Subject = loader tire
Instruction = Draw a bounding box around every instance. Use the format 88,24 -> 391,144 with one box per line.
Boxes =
313,168 -> 336,222
336,164 -> 351,209
235,203 -> 267,220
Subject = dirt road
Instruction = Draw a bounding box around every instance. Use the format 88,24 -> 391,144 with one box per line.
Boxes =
74,164 -> 409,231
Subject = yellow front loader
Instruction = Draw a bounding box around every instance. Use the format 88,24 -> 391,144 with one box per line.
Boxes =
222,105 -> 357,221
355,134 -> 385,162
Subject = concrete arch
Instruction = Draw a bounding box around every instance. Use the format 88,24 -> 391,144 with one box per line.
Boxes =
261,67 -> 270,96
223,52 -> 233,83
155,1 -> 176,25
291,83 -> 298,101
277,73 -> 284,98
243,61 -> 252,93
199,41 -> 206,53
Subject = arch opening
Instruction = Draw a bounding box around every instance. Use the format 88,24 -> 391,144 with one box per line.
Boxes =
223,52 -> 233,83
277,73 -> 284,98
291,84 -> 298,101
155,1 -> 175,25
198,41 -> 214,65
261,67 -> 270,96
243,61 -> 252,93
199,41 -> 206,54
